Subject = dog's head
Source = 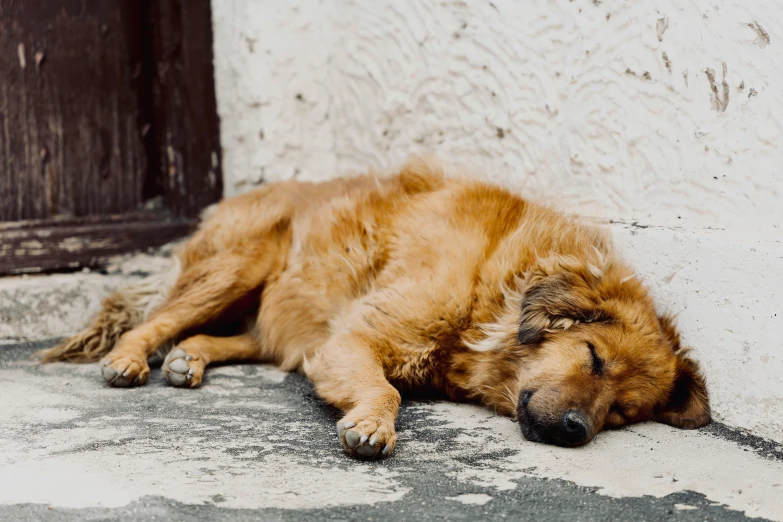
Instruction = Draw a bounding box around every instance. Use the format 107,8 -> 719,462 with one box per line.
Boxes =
512,254 -> 710,446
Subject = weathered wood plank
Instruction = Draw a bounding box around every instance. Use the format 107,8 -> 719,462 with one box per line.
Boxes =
147,0 -> 223,218
0,213 -> 193,275
0,0 -> 152,221
0,0 -> 221,274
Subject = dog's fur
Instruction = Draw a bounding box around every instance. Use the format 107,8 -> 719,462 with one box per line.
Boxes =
41,159 -> 711,457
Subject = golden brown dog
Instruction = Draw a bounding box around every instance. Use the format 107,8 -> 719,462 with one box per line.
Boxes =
42,159 -> 711,458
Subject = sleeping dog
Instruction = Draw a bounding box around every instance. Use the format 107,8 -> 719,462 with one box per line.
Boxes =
42,159 -> 710,458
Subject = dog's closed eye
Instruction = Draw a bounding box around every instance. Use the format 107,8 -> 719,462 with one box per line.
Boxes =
587,342 -> 604,375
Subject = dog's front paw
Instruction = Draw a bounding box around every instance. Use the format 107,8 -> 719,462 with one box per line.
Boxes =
162,348 -> 205,388
100,353 -> 149,387
337,415 -> 397,459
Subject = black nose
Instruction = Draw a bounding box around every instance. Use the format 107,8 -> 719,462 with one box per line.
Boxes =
560,410 -> 589,444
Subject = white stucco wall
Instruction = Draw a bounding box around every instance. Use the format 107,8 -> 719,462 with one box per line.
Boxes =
211,0 -> 783,441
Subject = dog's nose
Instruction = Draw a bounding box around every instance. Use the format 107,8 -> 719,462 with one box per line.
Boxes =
560,410 -> 589,444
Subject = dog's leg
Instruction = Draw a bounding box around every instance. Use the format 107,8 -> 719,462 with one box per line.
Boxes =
305,331 -> 401,459
160,334 -> 262,388
100,249 -> 277,387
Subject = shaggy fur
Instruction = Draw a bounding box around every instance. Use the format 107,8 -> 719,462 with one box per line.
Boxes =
41,158 -> 711,458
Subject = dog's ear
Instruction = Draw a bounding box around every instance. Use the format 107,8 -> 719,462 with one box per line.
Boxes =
654,315 -> 711,429
517,259 -> 610,344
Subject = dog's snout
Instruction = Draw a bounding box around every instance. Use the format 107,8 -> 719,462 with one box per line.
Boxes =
517,394 -> 592,447
560,410 -> 589,444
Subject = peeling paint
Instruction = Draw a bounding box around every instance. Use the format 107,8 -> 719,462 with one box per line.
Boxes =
748,21 -> 770,48
705,63 -> 730,113
656,16 -> 668,41
447,493 -> 493,505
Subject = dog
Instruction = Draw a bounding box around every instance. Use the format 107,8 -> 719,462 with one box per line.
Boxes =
41,158 -> 711,458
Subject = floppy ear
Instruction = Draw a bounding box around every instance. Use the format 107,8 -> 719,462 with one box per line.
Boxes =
654,315 -> 711,429
517,264 -> 609,345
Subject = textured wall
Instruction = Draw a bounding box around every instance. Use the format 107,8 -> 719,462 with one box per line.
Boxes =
213,0 -> 782,232
211,0 -> 783,441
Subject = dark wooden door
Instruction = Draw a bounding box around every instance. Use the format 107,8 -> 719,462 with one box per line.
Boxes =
0,0 -> 221,274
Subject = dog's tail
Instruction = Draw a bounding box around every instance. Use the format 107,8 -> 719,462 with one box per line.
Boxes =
38,258 -> 181,363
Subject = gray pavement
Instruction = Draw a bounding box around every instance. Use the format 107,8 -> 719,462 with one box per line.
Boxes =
1,340 -> 781,521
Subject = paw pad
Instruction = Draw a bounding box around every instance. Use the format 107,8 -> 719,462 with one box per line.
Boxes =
162,348 -> 202,387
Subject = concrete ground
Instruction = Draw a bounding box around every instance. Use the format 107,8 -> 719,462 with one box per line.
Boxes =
2,340 -> 782,522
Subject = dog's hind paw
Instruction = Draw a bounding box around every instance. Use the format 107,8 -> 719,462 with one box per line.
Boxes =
337,415 -> 397,459
100,354 -> 149,387
162,348 -> 205,388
